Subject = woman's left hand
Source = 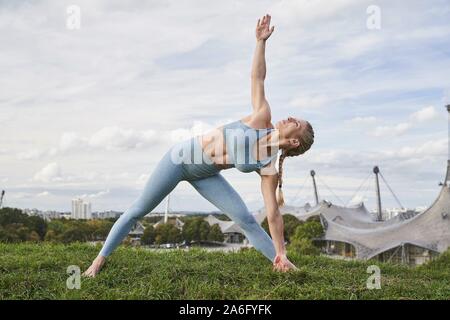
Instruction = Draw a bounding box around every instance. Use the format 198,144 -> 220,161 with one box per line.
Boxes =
272,253 -> 299,272
256,14 -> 275,41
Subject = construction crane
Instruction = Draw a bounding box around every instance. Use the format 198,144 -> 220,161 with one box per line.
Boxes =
0,190 -> 5,208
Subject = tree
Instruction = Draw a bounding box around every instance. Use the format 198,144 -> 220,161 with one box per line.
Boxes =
288,220 -> 324,256
293,220 -> 324,240
0,208 -> 28,226
199,220 -> 210,240
89,220 -> 113,240
207,224 -> 224,242
46,220 -> 67,236
261,214 -> 301,242
141,225 -> 156,245
0,225 -> 19,242
0,207 -> 47,241
44,230 -> 60,242
72,221 -> 95,241
289,238 -> 320,255
182,217 -> 211,243
28,231 -> 40,242
15,225 -> 31,241
155,234 -> 163,245
61,227 -> 88,243
25,216 -> 47,240
154,224 -> 182,244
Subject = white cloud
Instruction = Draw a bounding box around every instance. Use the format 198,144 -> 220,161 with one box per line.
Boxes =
372,122 -> 412,137
303,137 -> 447,176
269,0 -> 359,24
59,128 -> 161,153
17,149 -> 47,160
88,126 -> 158,151
410,106 -> 439,123
383,138 -> 447,159
36,191 -> 50,197
289,94 -> 330,110
18,127 -> 164,160
59,132 -> 87,152
371,106 -> 440,137
347,116 -> 377,125
337,34 -> 383,60
93,189 -> 110,198
33,162 -> 63,183
11,192 -> 34,199
169,120 -> 216,142
76,189 -> 110,199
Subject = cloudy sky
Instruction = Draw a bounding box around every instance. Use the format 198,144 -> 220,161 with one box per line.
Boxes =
1,0 -> 450,214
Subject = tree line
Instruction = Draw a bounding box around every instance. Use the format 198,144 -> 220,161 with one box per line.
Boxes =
0,208 -> 225,245
0,207 -> 323,253
141,217 -> 224,245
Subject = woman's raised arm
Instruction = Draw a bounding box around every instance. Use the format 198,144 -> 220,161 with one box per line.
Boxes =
251,14 -> 275,123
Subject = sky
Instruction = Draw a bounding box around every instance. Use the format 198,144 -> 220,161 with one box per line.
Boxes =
1,0 -> 450,213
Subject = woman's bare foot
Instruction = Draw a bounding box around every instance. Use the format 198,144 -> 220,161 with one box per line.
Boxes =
83,255 -> 106,278
272,253 -> 298,272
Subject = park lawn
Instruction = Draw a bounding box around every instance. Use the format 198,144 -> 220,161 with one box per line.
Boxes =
0,243 -> 449,300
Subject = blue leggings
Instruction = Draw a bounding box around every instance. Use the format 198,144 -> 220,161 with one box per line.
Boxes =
98,137 -> 276,262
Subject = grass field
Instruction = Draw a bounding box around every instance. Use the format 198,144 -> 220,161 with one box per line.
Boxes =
1,243 -> 449,299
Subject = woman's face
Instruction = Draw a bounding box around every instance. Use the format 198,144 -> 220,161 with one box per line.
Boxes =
275,117 -> 307,150
276,117 -> 305,137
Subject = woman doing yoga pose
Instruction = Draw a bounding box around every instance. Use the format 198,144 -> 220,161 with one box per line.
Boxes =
84,14 -> 314,277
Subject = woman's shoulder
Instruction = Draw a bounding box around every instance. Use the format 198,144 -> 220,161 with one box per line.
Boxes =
240,114 -> 274,130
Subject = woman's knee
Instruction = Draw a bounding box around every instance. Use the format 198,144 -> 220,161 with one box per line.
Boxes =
233,211 -> 259,229
121,205 -> 147,222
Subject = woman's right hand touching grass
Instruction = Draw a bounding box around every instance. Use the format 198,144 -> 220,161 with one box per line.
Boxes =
272,253 -> 299,272
83,255 -> 106,278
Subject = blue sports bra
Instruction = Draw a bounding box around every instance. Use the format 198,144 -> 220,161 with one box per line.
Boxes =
222,120 -> 279,173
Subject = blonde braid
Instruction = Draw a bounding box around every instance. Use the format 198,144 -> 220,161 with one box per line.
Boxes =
277,153 -> 286,207
276,120 -> 315,207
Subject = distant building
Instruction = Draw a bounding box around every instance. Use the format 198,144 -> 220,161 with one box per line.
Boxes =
93,210 -> 122,219
371,207 -> 421,221
153,217 -> 185,230
71,198 -> 92,219
23,208 -> 71,221
129,221 -> 146,238
128,221 -> 146,246
22,208 -> 41,217
204,215 -> 246,244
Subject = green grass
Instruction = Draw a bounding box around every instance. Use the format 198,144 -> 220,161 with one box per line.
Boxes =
0,243 -> 449,299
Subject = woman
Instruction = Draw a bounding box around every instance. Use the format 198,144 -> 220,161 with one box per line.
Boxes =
83,14 -> 314,277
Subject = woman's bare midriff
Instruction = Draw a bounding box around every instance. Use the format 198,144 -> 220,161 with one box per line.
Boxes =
198,125 -> 233,170
197,121 -> 276,170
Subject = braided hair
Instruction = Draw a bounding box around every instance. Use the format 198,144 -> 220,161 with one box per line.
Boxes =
277,120 -> 314,207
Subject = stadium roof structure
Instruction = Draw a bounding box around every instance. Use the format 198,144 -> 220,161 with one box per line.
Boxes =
310,161 -> 450,259
251,164 -> 450,259
306,107 -> 450,259
250,162 -> 450,259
